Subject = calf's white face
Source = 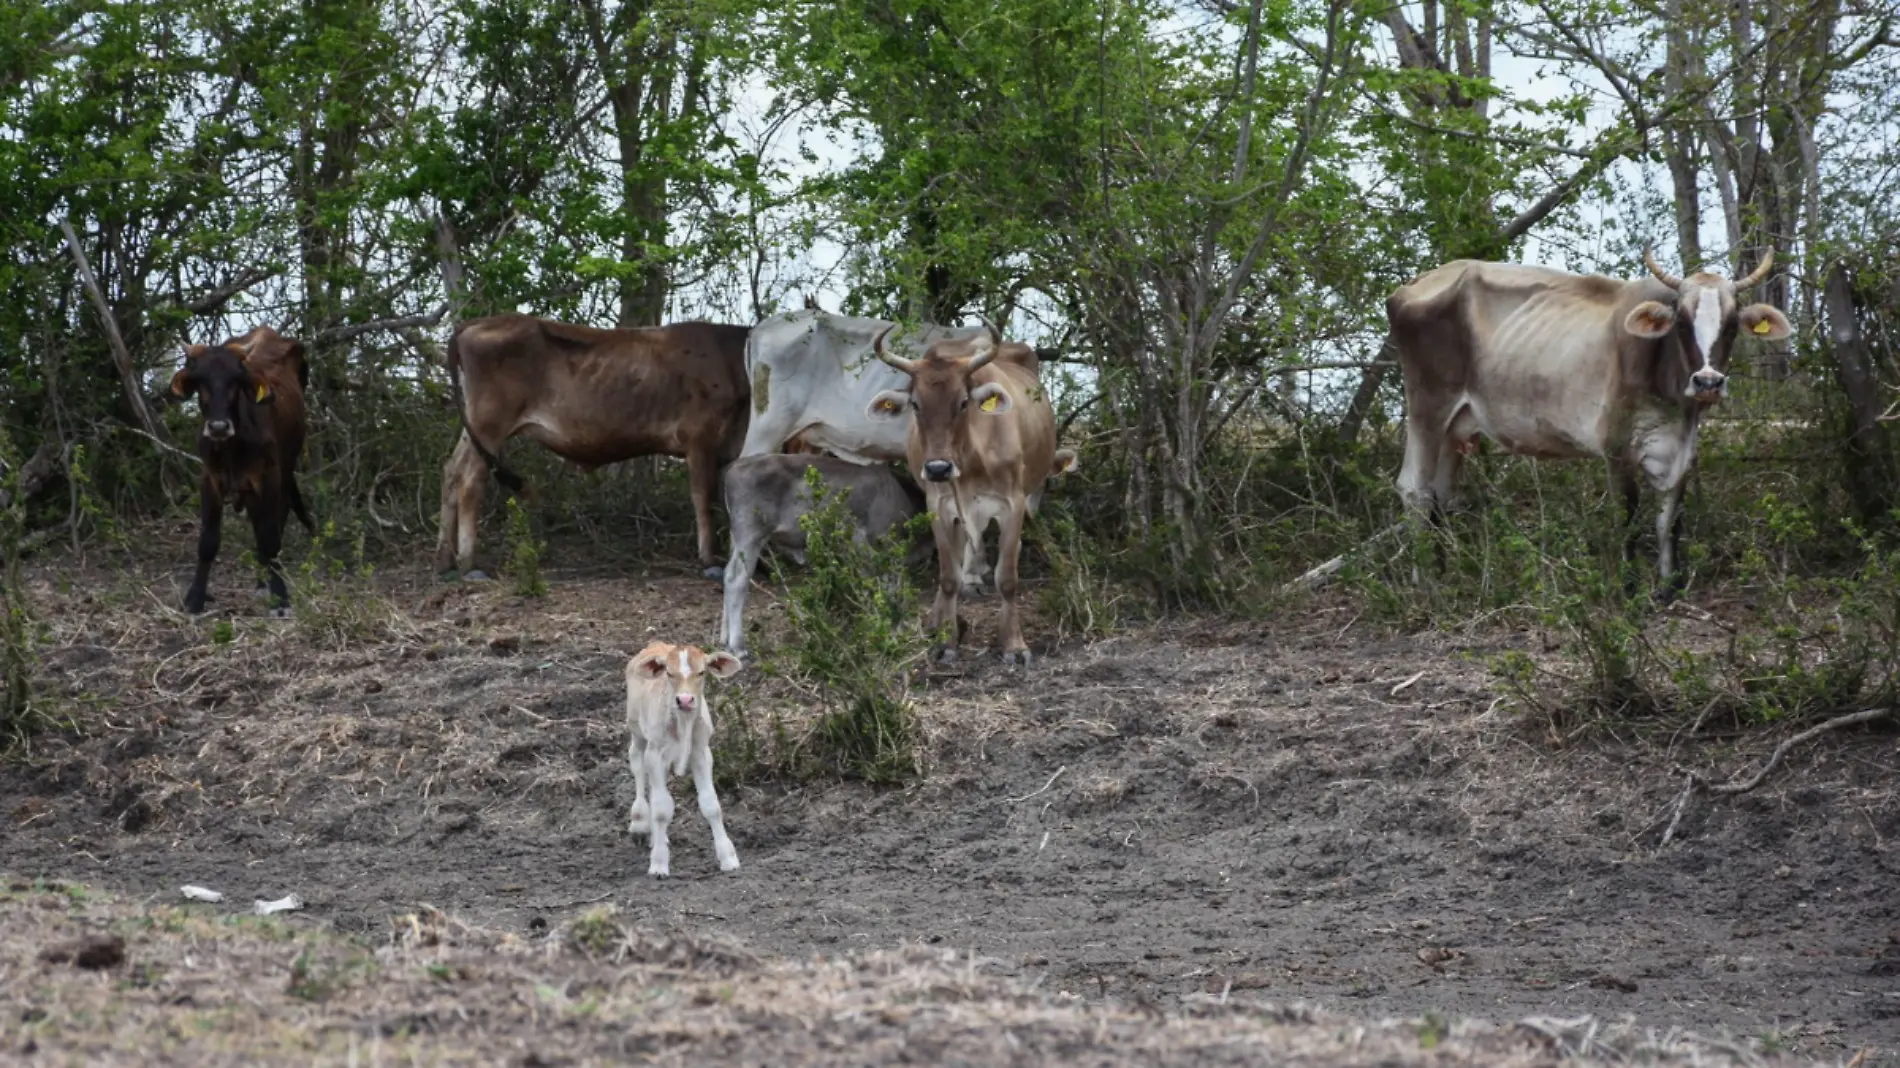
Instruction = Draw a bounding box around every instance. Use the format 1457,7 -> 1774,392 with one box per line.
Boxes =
631,643 -> 741,714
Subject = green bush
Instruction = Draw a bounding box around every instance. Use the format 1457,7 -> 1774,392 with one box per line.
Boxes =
777,466 -> 929,784
504,497 -> 547,597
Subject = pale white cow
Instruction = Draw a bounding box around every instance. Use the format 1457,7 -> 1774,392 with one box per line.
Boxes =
625,641 -> 742,878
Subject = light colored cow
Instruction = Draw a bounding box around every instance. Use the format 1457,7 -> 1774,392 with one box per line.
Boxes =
1386,248 -> 1789,586
625,641 -> 743,878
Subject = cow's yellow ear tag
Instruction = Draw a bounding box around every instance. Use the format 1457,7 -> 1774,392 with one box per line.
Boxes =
1751,319 -> 1773,335
879,398 -> 900,413
255,382 -> 271,402
979,394 -> 1000,412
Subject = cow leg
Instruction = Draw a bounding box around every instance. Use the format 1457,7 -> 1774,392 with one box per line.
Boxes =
643,743 -> 676,878
927,508 -> 964,662
1613,465 -> 1644,593
996,495 -> 1032,666
1396,408 -> 1443,522
691,729 -> 739,872
1655,479 -> 1688,601
721,524 -> 769,658
434,434 -> 470,575
627,731 -> 650,835
455,438 -> 490,581
687,446 -> 723,580
184,481 -> 223,615
253,490 -> 291,618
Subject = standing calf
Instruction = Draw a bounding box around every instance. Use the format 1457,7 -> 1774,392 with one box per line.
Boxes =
625,642 -> 743,878
167,327 -> 313,616
719,454 -> 925,659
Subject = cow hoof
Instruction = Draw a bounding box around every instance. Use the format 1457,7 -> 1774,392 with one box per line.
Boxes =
648,864 -> 669,879
703,565 -> 725,581
269,606 -> 292,620
461,569 -> 490,582
1001,648 -> 1032,668
933,646 -> 959,665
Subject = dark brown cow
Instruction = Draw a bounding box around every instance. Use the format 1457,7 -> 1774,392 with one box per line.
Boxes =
866,320 -> 1057,665
436,314 -> 751,579
167,326 -> 313,616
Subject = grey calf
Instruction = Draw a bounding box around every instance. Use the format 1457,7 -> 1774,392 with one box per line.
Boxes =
719,454 -> 925,657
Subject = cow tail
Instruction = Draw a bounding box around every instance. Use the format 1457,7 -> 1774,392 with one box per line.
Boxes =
446,328 -> 526,497
287,471 -> 315,533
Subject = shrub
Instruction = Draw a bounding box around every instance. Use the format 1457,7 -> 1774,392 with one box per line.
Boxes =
777,466 -> 929,783
504,497 -> 547,597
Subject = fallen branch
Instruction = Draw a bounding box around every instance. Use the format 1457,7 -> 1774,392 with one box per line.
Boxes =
1658,706 -> 1895,849
1280,523 -> 1404,593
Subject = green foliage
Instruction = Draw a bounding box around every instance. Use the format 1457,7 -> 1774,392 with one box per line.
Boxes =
504,498 -> 547,598
0,434 -> 42,749
779,467 -> 927,783
290,519 -> 391,647
1034,502 -> 1122,643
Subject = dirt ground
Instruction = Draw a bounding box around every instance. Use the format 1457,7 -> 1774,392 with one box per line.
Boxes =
5,522 -> 1899,1064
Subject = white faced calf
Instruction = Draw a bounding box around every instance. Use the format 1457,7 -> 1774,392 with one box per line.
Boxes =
625,641 -> 742,877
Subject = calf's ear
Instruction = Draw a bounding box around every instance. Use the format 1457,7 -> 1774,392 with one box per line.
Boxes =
1052,448 -> 1079,476
705,651 -> 743,678
631,653 -> 670,680
970,382 -> 1012,414
168,370 -> 194,399
1738,304 -> 1791,341
867,390 -> 909,420
1623,301 -> 1676,338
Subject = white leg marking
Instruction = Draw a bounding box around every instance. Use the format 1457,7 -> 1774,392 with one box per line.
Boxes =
627,732 -> 650,835
645,743 -> 675,878
692,735 -> 739,872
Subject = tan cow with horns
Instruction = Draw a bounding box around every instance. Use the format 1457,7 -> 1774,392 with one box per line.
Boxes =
1386,247 -> 1790,589
866,319 -> 1057,665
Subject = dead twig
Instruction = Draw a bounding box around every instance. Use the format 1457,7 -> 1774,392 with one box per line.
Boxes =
1657,707 -> 1895,849
1002,765 -> 1066,805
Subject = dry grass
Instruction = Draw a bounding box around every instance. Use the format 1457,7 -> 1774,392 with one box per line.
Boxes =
0,878 -> 1819,1067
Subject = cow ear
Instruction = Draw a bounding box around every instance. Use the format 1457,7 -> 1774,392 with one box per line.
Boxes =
631,653 -> 669,680
705,651 -> 742,679
168,370 -> 194,399
1623,301 -> 1676,338
971,382 -> 1012,414
1052,448 -> 1079,476
1739,304 -> 1791,341
867,390 -> 909,420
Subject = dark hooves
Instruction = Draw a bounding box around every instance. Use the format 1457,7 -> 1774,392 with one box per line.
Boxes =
1001,648 -> 1033,668
268,606 -> 292,620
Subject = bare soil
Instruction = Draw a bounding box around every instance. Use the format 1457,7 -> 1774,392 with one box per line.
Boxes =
5,523 -> 1900,1063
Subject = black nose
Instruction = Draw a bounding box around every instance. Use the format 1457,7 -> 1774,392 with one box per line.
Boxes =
207,419 -> 231,435
1691,371 -> 1725,392
923,460 -> 954,482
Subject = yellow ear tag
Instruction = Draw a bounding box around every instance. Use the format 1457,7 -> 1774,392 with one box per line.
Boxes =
979,394 -> 1000,412
879,399 -> 900,413
255,383 -> 270,402
1751,319 -> 1772,335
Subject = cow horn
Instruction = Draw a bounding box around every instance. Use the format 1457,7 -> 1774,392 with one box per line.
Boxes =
1642,247 -> 1683,290
1734,249 -> 1775,291
965,316 -> 1001,373
873,325 -> 917,374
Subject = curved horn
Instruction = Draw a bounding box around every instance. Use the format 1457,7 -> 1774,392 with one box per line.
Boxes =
1642,246 -> 1683,290
964,316 -> 1001,373
873,325 -> 918,374
1734,249 -> 1775,291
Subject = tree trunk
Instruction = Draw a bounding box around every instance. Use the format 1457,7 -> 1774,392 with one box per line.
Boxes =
1823,261 -> 1897,522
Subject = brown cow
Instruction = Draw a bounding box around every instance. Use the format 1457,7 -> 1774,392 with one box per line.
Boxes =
167,326 -> 313,616
436,314 -> 751,580
865,320 -> 1057,665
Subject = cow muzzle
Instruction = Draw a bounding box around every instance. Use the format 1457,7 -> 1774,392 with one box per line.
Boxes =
674,693 -> 696,712
1690,370 -> 1726,404
204,419 -> 233,441
922,460 -> 958,482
